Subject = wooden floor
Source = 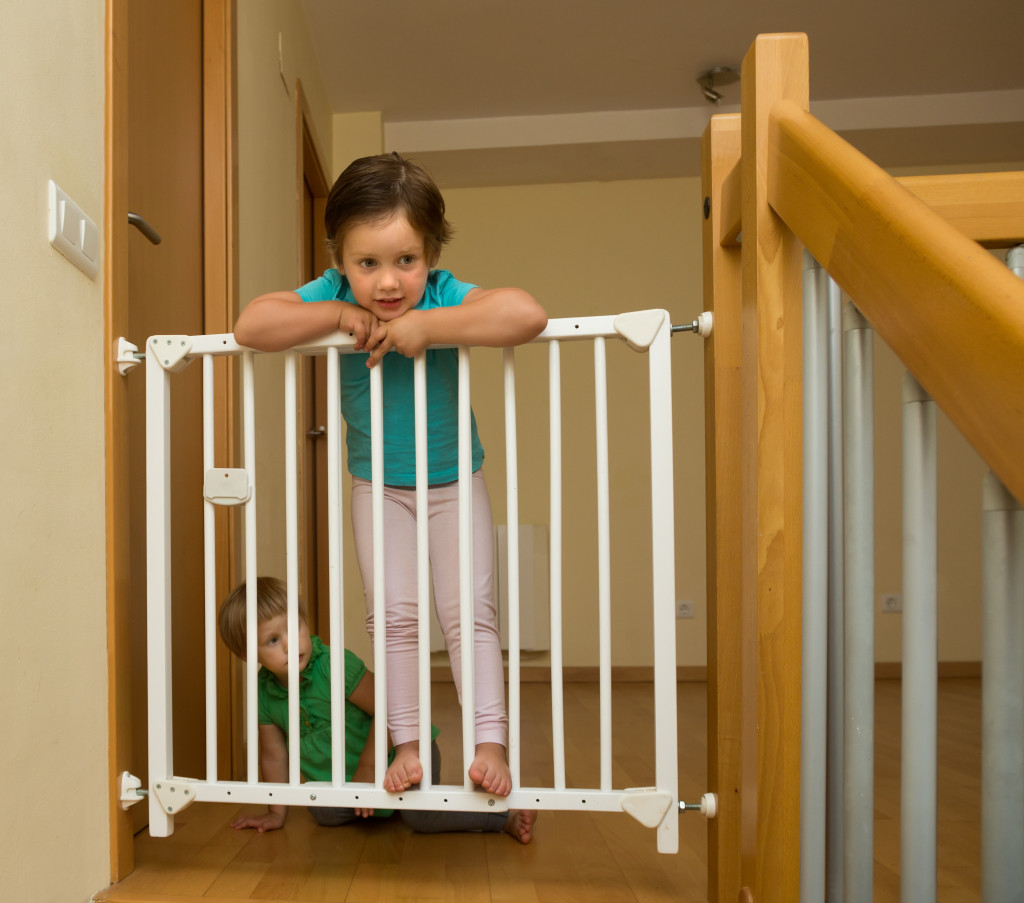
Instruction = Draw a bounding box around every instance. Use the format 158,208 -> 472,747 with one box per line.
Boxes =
95,678 -> 982,902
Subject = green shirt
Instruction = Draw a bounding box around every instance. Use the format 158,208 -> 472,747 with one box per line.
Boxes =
256,637 -> 438,819
257,637 -> 375,785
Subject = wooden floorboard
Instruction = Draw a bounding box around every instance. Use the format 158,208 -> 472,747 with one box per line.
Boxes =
94,678 -> 982,902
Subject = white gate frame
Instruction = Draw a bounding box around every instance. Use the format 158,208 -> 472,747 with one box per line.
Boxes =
142,310 -> 681,852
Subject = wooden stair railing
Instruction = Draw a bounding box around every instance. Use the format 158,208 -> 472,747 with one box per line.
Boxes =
703,31 -> 1024,903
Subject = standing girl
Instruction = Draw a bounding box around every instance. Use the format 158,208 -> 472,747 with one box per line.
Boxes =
234,153 -> 547,797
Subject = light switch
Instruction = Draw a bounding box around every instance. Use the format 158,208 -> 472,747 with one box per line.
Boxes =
48,180 -> 98,279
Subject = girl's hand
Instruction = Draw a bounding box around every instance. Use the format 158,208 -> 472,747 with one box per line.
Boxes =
338,305 -> 380,352
230,810 -> 285,833
364,310 -> 431,368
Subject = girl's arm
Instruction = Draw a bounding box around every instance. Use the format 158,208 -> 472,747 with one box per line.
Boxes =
234,290 -> 379,352
229,723 -> 289,831
365,286 -> 547,367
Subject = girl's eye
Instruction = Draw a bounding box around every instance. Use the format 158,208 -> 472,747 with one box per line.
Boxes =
399,255 -> 416,265
266,636 -> 279,647
358,259 -> 377,269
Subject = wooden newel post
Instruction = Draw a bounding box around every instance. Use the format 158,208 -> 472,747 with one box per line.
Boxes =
740,33 -> 809,903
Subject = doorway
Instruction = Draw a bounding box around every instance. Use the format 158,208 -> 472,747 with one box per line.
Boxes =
104,0 -> 236,881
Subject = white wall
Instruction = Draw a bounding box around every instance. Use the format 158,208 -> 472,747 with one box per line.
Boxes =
0,2 -> 111,900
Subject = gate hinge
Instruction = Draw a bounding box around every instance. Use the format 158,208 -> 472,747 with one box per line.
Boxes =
152,777 -> 199,815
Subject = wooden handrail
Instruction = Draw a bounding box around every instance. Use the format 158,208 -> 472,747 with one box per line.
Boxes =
718,167 -> 1024,251
768,100 -> 1024,502
897,172 -> 1024,248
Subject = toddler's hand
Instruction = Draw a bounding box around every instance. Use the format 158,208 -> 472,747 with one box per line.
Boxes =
230,810 -> 285,833
338,305 -> 379,352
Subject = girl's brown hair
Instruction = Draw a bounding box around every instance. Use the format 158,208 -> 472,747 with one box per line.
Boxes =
324,152 -> 452,265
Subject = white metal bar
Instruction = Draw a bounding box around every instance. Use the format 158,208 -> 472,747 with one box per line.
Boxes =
549,339 -> 566,790
843,302 -> 875,903
242,351 -> 259,784
202,354 -> 218,781
503,347 -> 522,786
458,346 -> 475,788
982,473 -> 1024,900
327,347 -> 345,787
145,345 -> 174,837
150,316 -> 631,364
155,779 -> 654,813
648,314 -> 678,855
594,337 -> 613,792
370,363 -> 387,787
415,352 -> 432,789
284,352 -> 301,785
901,372 -> 938,903
982,239 -> 1024,899
801,254 -> 828,902
825,274 -> 846,902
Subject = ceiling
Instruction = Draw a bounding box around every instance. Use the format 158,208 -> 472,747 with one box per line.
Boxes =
300,0 -> 1024,187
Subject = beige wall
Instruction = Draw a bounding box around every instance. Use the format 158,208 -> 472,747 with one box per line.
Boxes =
0,1 -> 111,900
439,179 -> 708,668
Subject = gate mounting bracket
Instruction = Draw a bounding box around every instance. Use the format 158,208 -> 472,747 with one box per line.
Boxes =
119,771 -> 148,810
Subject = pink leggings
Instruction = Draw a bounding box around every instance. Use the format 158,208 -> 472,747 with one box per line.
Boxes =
351,471 -> 508,748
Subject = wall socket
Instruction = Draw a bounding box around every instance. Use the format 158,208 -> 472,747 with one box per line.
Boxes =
676,599 -> 695,619
880,593 -> 903,613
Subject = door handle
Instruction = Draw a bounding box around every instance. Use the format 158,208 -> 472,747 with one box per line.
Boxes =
128,212 -> 162,245
307,426 -> 326,438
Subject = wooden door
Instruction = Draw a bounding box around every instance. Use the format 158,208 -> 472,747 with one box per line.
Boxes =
105,0 -> 235,880
125,0 -> 207,835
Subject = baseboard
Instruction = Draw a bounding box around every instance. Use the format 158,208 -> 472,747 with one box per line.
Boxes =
430,665 -> 709,683
429,663 -> 981,683
875,661 -> 982,679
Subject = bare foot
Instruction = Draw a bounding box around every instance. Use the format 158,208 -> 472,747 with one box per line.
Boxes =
503,809 -> 537,844
384,741 -> 422,792
468,742 -> 512,796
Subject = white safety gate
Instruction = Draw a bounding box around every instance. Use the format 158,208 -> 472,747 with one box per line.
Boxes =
134,309 -> 689,853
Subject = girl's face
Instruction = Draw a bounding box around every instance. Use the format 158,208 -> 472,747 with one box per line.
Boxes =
337,212 -> 437,322
255,612 -> 312,684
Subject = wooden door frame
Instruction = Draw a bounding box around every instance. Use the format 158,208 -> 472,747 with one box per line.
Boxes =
296,80 -> 332,637
103,0 -> 238,882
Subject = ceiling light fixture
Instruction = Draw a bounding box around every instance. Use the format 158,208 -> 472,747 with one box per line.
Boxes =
697,66 -> 740,104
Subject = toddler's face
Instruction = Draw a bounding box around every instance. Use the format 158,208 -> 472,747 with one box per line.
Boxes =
255,612 -> 312,683
337,212 -> 435,322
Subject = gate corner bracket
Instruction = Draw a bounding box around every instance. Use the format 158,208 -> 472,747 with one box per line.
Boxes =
147,335 -> 194,373
620,787 -> 673,828
613,309 -> 667,352
152,777 -> 199,815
